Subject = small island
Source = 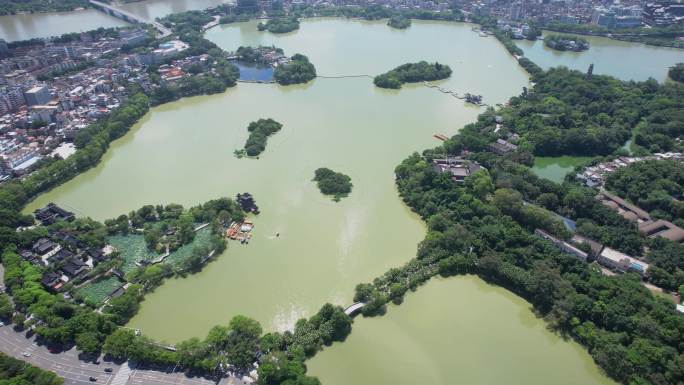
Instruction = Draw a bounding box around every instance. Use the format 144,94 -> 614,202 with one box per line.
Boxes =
669,62 -> 684,82
387,16 -> 411,29
236,118 -> 283,157
235,45 -> 286,66
313,168 -> 353,201
373,61 -> 452,89
258,17 -> 300,33
273,54 -> 317,85
544,34 -> 589,52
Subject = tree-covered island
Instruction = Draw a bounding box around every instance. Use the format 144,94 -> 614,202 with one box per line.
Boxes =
544,34 -> 590,51
273,54 -> 317,85
235,45 -> 285,66
313,168 -> 353,201
669,63 -> 684,83
387,15 -> 411,29
374,61 -> 452,89
258,17 -> 300,33
237,118 -> 284,157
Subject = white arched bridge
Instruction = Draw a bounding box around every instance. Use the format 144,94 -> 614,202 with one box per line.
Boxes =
344,302 -> 366,316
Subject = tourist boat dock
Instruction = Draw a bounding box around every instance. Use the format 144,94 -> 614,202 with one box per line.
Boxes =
226,220 -> 254,243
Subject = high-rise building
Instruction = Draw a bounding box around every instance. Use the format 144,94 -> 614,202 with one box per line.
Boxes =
0,86 -> 26,112
24,85 -> 51,106
236,0 -> 259,14
509,2 -> 522,20
643,2 -> 684,26
0,39 -> 8,57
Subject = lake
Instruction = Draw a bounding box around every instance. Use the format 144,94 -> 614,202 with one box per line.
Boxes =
26,19 -> 528,342
532,155 -> 592,183
21,17 -> 620,385
515,32 -> 684,82
308,276 -> 616,385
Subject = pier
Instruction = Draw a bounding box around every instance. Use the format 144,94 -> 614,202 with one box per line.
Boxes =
89,0 -> 172,37
423,81 -> 488,107
237,79 -> 275,84
317,74 -> 373,79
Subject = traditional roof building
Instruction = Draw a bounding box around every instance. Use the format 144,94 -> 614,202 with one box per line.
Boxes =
639,219 -> 684,243
432,157 -> 484,183
488,139 -> 518,155
34,203 -> 75,225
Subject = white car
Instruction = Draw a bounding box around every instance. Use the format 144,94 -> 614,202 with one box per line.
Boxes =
0,321 -> 4,327
22,352 -> 31,357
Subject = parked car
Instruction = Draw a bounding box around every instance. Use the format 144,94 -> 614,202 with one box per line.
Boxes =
0,321 -> 5,327
89,377 -> 97,382
22,352 -> 31,357
104,368 -> 113,373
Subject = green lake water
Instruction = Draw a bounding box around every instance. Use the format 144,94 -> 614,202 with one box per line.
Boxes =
0,0 -> 227,41
0,9 -> 127,41
515,32 -> 684,82
308,276 -> 616,385
531,156 -> 592,183
20,18 -> 625,385
26,19 -> 528,341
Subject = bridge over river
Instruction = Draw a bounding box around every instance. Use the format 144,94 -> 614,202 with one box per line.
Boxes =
89,0 -> 172,37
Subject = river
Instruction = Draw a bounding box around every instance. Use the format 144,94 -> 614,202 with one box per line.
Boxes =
21,18 -> 620,385
515,31 -> 684,82
0,0 -> 228,41
0,9 -> 127,41
308,276 -> 616,385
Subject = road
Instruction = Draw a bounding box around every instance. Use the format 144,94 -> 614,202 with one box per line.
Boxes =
0,325 -> 234,385
0,325 -> 118,385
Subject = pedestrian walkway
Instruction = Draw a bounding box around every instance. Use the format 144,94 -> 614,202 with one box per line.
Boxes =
110,363 -> 134,385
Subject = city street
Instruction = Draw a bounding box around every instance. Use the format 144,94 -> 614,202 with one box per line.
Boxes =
0,325 -> 118,384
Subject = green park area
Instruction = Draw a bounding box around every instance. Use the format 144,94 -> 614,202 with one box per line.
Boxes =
76,276 -> 123,305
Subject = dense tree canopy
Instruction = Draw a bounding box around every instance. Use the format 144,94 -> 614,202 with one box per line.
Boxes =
0,0 -> 86,15
471,67 -> 684,156
387,16 -> 411,29
606,160 -> 684,224
382,150 -> 684,385
374,61 -> 452,89
670,63 -> 684,83
258,17 -> 300,33
273,54 -> 316,85
545,34 -> 590,51
0,353 -> 63,385
313,168 -> 353,201
243,119 -> 284,157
